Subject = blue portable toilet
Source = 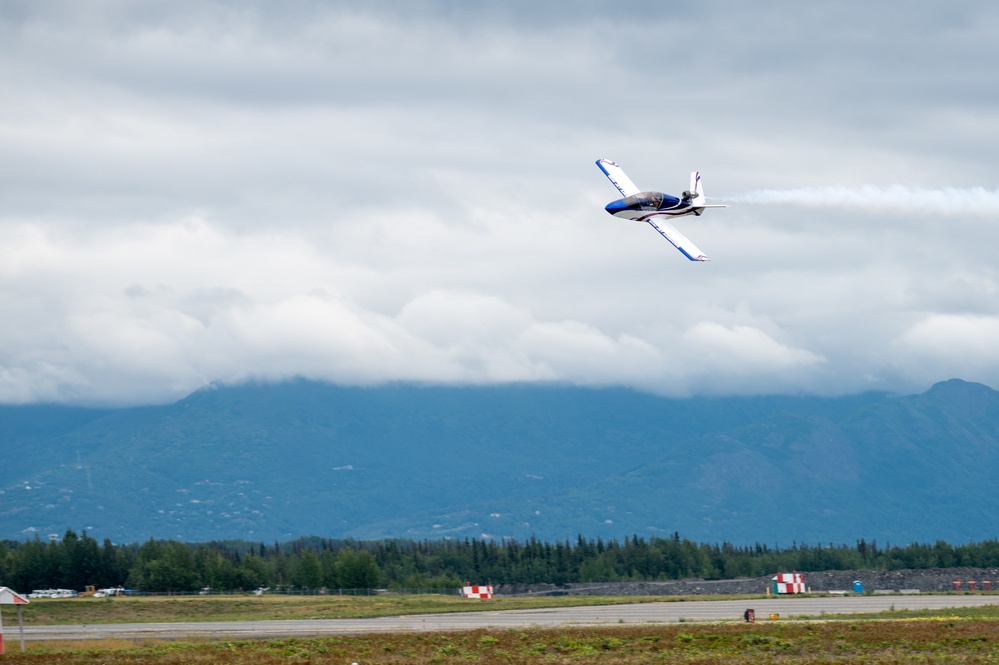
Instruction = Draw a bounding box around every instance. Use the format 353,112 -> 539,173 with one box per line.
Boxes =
852,580 -> 863,593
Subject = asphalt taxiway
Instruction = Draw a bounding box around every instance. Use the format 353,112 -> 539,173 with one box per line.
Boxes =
21,594 -> 999,641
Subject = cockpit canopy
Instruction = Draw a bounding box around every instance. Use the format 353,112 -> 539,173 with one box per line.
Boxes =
610,191 -> 683,213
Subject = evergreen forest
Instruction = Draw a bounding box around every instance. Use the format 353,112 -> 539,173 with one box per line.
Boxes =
4,530 -> 999,593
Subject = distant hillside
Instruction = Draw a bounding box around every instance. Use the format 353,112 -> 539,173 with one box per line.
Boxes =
1,379 -> 997,545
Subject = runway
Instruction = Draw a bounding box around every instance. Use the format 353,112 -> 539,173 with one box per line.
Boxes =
21,594 -> 999,642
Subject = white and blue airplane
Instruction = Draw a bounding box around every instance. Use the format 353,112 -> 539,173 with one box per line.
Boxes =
596,158 -> 725,262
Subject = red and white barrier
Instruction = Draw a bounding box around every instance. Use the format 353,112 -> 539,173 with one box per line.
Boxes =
772,572 -> 805,594
461,585 -> 494,599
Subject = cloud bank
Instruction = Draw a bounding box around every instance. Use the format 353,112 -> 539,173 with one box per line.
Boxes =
2,1 -> 999,405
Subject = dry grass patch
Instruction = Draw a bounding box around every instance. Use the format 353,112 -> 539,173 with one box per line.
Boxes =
8,619 -> 999,663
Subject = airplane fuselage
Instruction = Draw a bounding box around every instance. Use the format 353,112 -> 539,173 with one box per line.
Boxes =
604,191 -> 702,221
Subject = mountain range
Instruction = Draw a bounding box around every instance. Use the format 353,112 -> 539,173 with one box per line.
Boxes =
1,378 -> 997,546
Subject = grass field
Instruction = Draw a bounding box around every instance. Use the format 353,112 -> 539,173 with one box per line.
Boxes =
4,597 -> 999,662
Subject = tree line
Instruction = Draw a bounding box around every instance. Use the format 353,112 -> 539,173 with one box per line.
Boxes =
3,530 -> 999,593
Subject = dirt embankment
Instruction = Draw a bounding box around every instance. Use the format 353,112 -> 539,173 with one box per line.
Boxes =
496,568 -> 999,596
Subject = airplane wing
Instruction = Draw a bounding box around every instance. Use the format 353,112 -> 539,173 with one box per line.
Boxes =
645,218 -> 710,262
596,159 -> 641,197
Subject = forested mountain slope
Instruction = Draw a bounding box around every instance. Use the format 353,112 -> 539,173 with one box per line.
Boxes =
1,379 -> 996,545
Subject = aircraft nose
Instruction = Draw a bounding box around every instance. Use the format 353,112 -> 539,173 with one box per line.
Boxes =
604,199 -> 628,215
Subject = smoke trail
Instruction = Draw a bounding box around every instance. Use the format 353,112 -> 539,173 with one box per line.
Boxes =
726,185 -> 999,215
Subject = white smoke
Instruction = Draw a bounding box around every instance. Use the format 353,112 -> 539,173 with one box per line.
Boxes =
728,185 -> 999,216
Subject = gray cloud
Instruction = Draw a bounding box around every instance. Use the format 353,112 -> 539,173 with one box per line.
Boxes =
1,1 -> 999,405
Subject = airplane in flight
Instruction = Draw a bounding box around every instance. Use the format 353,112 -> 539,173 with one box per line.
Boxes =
596,158 -> 725,262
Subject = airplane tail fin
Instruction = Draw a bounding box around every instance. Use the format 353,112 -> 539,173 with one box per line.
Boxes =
681,171 -> 703,202
683,171 -> 726,214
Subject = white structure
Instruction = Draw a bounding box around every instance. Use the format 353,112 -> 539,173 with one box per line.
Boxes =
0,587 -> 29,654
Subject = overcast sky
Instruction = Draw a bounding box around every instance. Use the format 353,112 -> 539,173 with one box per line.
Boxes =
2,0 -> 998,406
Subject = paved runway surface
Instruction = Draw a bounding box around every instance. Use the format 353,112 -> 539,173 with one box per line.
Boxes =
22,595 -> 999,641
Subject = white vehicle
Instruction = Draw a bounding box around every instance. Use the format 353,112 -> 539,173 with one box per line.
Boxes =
596,158 -> 725,262
27,588 -> 76,598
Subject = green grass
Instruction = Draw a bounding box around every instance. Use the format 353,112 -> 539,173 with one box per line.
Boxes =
7,593 -> 699,625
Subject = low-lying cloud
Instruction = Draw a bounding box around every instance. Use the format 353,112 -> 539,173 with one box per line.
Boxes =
0,216 -> 839,405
